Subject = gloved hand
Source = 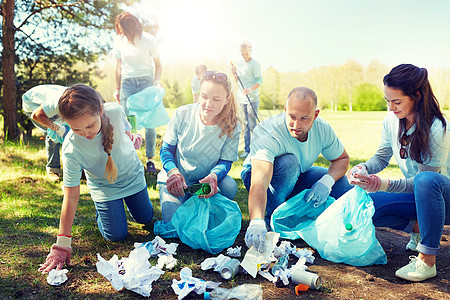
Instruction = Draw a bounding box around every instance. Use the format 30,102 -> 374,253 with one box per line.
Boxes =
113,89 -> 120,102
199,173 -> 218,199
166,169 -> 187,198
306,174 -> 335,208
352,173 -> 382,192
38,244 -> 72,273
245,219 -> 267,253
347,164 -> 369,184
130,133 -> 143,150
47,123 -> 70,144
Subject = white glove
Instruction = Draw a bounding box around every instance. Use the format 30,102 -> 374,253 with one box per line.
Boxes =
245,219 -> 267,253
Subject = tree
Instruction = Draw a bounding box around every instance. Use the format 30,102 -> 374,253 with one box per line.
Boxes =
0,0 -> 131,141
352,83 -> 386,111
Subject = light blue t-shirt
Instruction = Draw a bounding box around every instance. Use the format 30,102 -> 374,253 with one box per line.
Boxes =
380,112 -> 450,178
191,76 -> 201,96
237,58 -> 262,102
62,103 -> 146,202
22,84 -> 67,117
113,32 -> 160,80
162,103 -> 241,185
243,113 -> 344,173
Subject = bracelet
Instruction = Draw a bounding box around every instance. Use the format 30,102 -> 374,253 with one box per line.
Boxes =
58,234 -> 72,238
167,168 -> 180,177
56,235 -> 72,248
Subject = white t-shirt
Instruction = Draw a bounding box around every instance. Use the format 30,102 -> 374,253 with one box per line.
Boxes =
62,103 -> 146,202
191,76 -> 201,96
162,103 -> 241,185
243,113 -> 344,173
22,84 -> 67,117
380,112 -> 450,178
113,32 -> 160,80
236,58 -> 262,102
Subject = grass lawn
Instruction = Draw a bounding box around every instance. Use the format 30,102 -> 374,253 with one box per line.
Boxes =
0,110 -> 446,299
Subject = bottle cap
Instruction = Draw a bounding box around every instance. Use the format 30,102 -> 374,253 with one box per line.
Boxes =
204,292 -> 210,300
345,223 -> 353,231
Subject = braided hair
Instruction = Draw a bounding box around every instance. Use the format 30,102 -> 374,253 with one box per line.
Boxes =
58,84 -> 118,183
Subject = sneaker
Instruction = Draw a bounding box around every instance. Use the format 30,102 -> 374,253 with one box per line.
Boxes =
146,160 -> 158,174
47,172 -> 60,182
406,232 -> 421,252
239,151 -> 249,158
395,256 -> 436,282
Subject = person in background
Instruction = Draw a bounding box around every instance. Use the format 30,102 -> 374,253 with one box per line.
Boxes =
348,64 -> 449,282
191,64 -> 207,103
242,87 -> 352,252
22,84 -> 68,182
158,71 -> 241,223
113,11 -> 162,174
231,41 -> 263,159
38,84 -> 153,273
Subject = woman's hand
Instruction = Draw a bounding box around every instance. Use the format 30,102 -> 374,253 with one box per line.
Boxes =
38,244 -> 72,273
199,173 -> 218,199
347,164 -> 369,184
166,169 -> 187,198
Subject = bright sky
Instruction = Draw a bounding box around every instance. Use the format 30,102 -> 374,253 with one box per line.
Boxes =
131,0 -> 450,72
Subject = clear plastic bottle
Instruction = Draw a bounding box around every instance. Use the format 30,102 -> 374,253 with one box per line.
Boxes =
204,284 -> 263,300
271,252 -> 289,275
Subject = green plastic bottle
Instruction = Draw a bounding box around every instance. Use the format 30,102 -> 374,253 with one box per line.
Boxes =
184,183 -> 211,195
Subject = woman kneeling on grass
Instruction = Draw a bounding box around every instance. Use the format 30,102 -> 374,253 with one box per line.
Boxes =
39,84 -> 153,273
348,64 -> 449,282
158,71 -> 241,223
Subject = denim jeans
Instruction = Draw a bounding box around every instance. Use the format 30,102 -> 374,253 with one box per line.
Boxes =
159,175 -> 238,223
94,187 -> 153,241
370,171 -> 450,255
120,76 -> 156,158
241,153 -> 353,224
27,114 -> 61,173
241,100 -> 259,153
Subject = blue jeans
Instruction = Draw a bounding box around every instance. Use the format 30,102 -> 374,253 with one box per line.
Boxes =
241,153 -> 353,224
159,175 -> 238,223
94,187 -> 153,241
27,114 -> 61,173
120,76 -> 156,158
371,171 -> 450,255
241,100 -> 259,153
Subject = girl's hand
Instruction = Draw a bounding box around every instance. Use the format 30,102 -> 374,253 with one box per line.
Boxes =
38,244 -> 72,273
199,173 -> 218,199
166,170 -> 187,198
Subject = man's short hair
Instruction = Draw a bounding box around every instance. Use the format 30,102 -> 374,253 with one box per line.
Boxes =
287,87 -> 318,107
240,40 -> 252,50
195,64 -> 207,75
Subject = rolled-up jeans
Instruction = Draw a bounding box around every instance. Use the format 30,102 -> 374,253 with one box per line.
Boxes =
370,171 -> 450,255
241,153 -> 353,224
120,76 -> 156,158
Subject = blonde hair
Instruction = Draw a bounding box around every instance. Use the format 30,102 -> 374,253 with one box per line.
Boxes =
58,84 -> 118,183
201,72 -> 241,138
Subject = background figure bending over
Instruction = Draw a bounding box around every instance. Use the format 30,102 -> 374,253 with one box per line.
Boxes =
232,41 -> 262,158
113,11 -> 162,174
191,64 -> 207,103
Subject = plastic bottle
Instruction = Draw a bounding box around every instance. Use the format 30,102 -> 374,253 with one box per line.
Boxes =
291,270 -> 322,290
184,183 -> 211,195
204,284 -> 263,300
271,252 -> 289,275
219,258 -> 241,280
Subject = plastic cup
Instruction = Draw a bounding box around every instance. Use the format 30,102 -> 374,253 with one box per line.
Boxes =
220,259 -> 241,280
291,270 -> 322,290
127,115 -> 137,133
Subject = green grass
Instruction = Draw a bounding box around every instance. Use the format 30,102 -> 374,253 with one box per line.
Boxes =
0,110 -> 420,298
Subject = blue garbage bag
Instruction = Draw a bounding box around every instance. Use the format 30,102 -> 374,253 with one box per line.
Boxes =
271,186 -> 387,266
126,86 -> 170,129
46,123 -> 70,144
154,194 -> 242,254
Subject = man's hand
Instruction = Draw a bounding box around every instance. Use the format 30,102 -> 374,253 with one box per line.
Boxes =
306,174 -> 335,207
245,219 -> 267,253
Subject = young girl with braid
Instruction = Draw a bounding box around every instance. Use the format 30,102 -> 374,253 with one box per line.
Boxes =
39,84 -> 153,273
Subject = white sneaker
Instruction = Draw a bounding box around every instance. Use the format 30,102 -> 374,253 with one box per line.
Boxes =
406,232 -> 421,252
395,256 -> 436,282
239,151 -> 249,158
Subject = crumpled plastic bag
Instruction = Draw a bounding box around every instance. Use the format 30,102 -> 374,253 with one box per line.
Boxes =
47,268 -> 68,286
155,194 -> 242,254
126,86 -> 169,129
271,187 -> 387,266
172,267 -> 221,300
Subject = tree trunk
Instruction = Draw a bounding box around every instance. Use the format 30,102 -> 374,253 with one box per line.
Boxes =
2,0 -> 20,141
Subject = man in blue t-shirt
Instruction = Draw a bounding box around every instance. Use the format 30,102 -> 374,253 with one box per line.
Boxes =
241,86 -> 353,252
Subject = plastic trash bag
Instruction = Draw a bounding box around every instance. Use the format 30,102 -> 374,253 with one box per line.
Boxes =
271,187 -> 387,266
126,86 -> 170,129
155,194 -> 242,254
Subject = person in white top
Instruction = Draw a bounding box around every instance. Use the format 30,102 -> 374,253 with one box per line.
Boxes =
113,11 -> 162,174
348,64 -> 450,282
